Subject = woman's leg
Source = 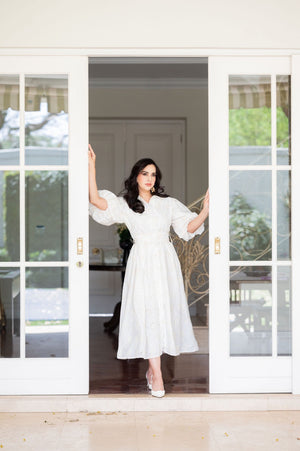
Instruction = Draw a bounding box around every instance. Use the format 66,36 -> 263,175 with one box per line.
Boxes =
148,356 -> 164,391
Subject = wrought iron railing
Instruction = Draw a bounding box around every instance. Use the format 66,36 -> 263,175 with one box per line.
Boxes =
170,195 -> 209,313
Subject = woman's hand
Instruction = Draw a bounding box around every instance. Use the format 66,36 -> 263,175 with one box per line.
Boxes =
88,144 -> 108,210
88,143 -> 96,170
187,188 -> 209,233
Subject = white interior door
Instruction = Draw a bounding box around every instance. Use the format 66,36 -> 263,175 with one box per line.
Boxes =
209,56 -> 293,393
125,120 -> 186,202
0,56 -> 88,394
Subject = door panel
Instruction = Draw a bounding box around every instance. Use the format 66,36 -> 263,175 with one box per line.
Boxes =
126,120 -> 185,202
0,57 -> 88,394
209,57 -> 292,393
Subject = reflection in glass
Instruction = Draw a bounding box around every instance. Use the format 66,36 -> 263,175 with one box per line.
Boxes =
25,75 -> 68,165
278,266 -> 291,356
25,267 -> 68,358
0,171 -> 19,261
229,75 -> 271,165
277,75 -> 291,165
277,171 -> 291,260
230,171 -> 272,261
0,75 -> 20,164
0,267 -> 20,358
25,171 -> 68,262
230,266 -> 272,356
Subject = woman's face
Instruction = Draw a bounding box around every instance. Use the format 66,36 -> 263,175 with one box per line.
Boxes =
136,164 -> 156,193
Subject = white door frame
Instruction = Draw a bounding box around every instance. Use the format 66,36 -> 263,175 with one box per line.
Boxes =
291,55 -> 300,394
0,56 -> 89,394
1,49 -> 299,396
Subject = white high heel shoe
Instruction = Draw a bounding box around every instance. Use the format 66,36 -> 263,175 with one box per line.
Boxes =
150,376 -> 165,398
151,389 -> 165,398
146,371 -> 152,390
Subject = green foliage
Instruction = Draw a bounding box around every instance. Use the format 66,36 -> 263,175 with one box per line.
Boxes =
230,193 -> 272,260
0,248 -> 9,261
26,319 -> 69,326
229,107 -> 289,147
277,107 -> 289,147
116,224 -> 132,242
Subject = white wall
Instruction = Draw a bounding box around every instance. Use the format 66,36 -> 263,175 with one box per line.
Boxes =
1,0 -> 300,50
89,86 -> 208,202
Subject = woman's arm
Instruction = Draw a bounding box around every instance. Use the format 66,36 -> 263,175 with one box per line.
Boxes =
187,188 -> 209,234
88,144 -> 108,210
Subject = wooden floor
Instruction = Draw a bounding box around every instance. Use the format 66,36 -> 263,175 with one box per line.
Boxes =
89,317 -> 209,394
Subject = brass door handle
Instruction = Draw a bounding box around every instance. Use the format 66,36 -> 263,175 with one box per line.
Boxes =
77,237 -> 83,255
215,237 -> 221,254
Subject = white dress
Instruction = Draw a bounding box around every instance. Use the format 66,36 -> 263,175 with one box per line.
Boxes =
89,190 -> 205,360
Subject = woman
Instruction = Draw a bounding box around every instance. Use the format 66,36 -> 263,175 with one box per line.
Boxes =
88,144 -> 209,398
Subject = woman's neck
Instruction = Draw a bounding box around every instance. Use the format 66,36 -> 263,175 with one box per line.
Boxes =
139,189 -> 152,202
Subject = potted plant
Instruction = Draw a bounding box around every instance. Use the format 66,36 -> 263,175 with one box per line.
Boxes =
115,224 -> 133,266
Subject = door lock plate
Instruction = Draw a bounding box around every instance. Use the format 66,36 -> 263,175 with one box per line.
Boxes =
215,237 -> 221,254
77,237 -> 83,255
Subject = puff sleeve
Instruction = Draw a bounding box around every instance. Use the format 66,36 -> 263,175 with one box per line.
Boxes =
89,190 -> 125,226
170,197 -> 205,241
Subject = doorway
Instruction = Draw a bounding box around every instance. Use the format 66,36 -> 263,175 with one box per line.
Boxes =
88,58 -> 209,393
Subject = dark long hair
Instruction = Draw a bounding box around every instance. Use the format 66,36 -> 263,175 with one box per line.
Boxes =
119,158 -> 169,213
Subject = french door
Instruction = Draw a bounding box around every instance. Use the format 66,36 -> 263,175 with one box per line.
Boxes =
209,56 -> 300,393
0,56 -> 88,394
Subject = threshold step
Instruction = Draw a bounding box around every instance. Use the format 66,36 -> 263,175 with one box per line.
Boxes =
0,393 -> 300,412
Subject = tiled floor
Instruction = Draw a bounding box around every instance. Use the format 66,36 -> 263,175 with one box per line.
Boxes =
0,410 -> 300,450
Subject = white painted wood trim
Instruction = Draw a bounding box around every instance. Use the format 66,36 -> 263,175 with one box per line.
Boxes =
0,49 -> 300,57
291,56 -> 300,394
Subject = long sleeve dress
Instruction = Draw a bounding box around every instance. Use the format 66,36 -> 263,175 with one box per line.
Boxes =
89,190 -> 205,360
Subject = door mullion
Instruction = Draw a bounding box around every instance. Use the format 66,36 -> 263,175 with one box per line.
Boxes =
271,74 -> 278,358
19,73 -> 25,359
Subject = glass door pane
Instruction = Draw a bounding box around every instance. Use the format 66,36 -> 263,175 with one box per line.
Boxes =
0,171 -> 20,261
25,75 -> 68,165
25,171 -> 68,261
0,75 -> 20,165
229,75 -> 271,165
0,267 -> 20,358
25,267 -> 69,358
229,170 -> 272,261
277,75 -> 291,165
